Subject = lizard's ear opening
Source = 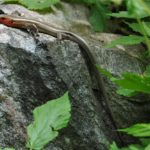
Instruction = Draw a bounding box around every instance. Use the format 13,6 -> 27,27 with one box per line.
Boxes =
0,10 -> 5,15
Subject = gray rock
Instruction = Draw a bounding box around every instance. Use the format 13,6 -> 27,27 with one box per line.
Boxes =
0,25 -> 113,150
0,3 -> 149,150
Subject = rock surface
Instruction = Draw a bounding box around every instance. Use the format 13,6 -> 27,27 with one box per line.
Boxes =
0,3 -> 149,150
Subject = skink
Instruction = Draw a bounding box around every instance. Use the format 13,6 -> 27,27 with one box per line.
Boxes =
0,14 -> 123,144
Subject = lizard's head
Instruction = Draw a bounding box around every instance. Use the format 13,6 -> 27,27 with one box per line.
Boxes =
0,15 -> 15,27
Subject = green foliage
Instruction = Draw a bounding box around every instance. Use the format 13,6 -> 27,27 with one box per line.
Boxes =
26,92 -> 71,150
109,142 -> 120,150
110,143 -> 145,150
109,123 -> 150,150
89,3 -> 109,32
113,73 -> 150,94
106,35 -> 145,48
119,123 -> 150,137
110,0 -> 149,19
2,0 -> 112,31
126,0 -> 148,18
65,0 -> 110,32
108,0 -> 150,56
0,92 -> 71,150
97,65 -> 139,97
97,65 -> 150,97
116,88 -> 138,97
126,22 -> 150,36
3,0 -> 60,10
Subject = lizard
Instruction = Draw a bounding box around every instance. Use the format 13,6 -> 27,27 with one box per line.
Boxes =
0,14 -> 123,144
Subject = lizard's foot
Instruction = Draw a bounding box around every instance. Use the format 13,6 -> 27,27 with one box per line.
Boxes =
26,24 -> 39,43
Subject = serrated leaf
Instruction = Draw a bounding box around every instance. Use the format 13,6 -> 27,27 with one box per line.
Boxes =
142,22 -> 150,37
119,123 -> 150,137
113,73 -> 150,94
127,22 -> 150,37
127,22 -> 141,33
127,22 -> 143,34
26,92 -> 71,150
106,35 -> 145,48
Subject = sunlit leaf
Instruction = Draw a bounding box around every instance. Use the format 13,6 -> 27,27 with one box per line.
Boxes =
127,0 -> 149,18
119,123 -> 150,137
3,0 -> 60,10
26,92 -> 71,150
106,35 -> 145,48
89,3 -> 109,31
109,11 -> 138,18
109,142 -> 120,150
114,73 -> 150,94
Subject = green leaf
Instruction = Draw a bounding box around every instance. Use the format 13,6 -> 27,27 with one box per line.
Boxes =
109,11 -> 138,19
119,123 -> 150,137
26,92 -> 71,150
106,35 -> 145,48
140,138 -> 150,147
109,142 -> 120,150
126,0 -> 149,18
142,22 -> 150,37
89,3 -> 109,32
145,144 -> 150,150
20,0 -> 59,9
127,144 -> 144,150
128,22 -> 150,37
126,22 -> 142,34
4,0 -> 60,10
113,73 -> 150,94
